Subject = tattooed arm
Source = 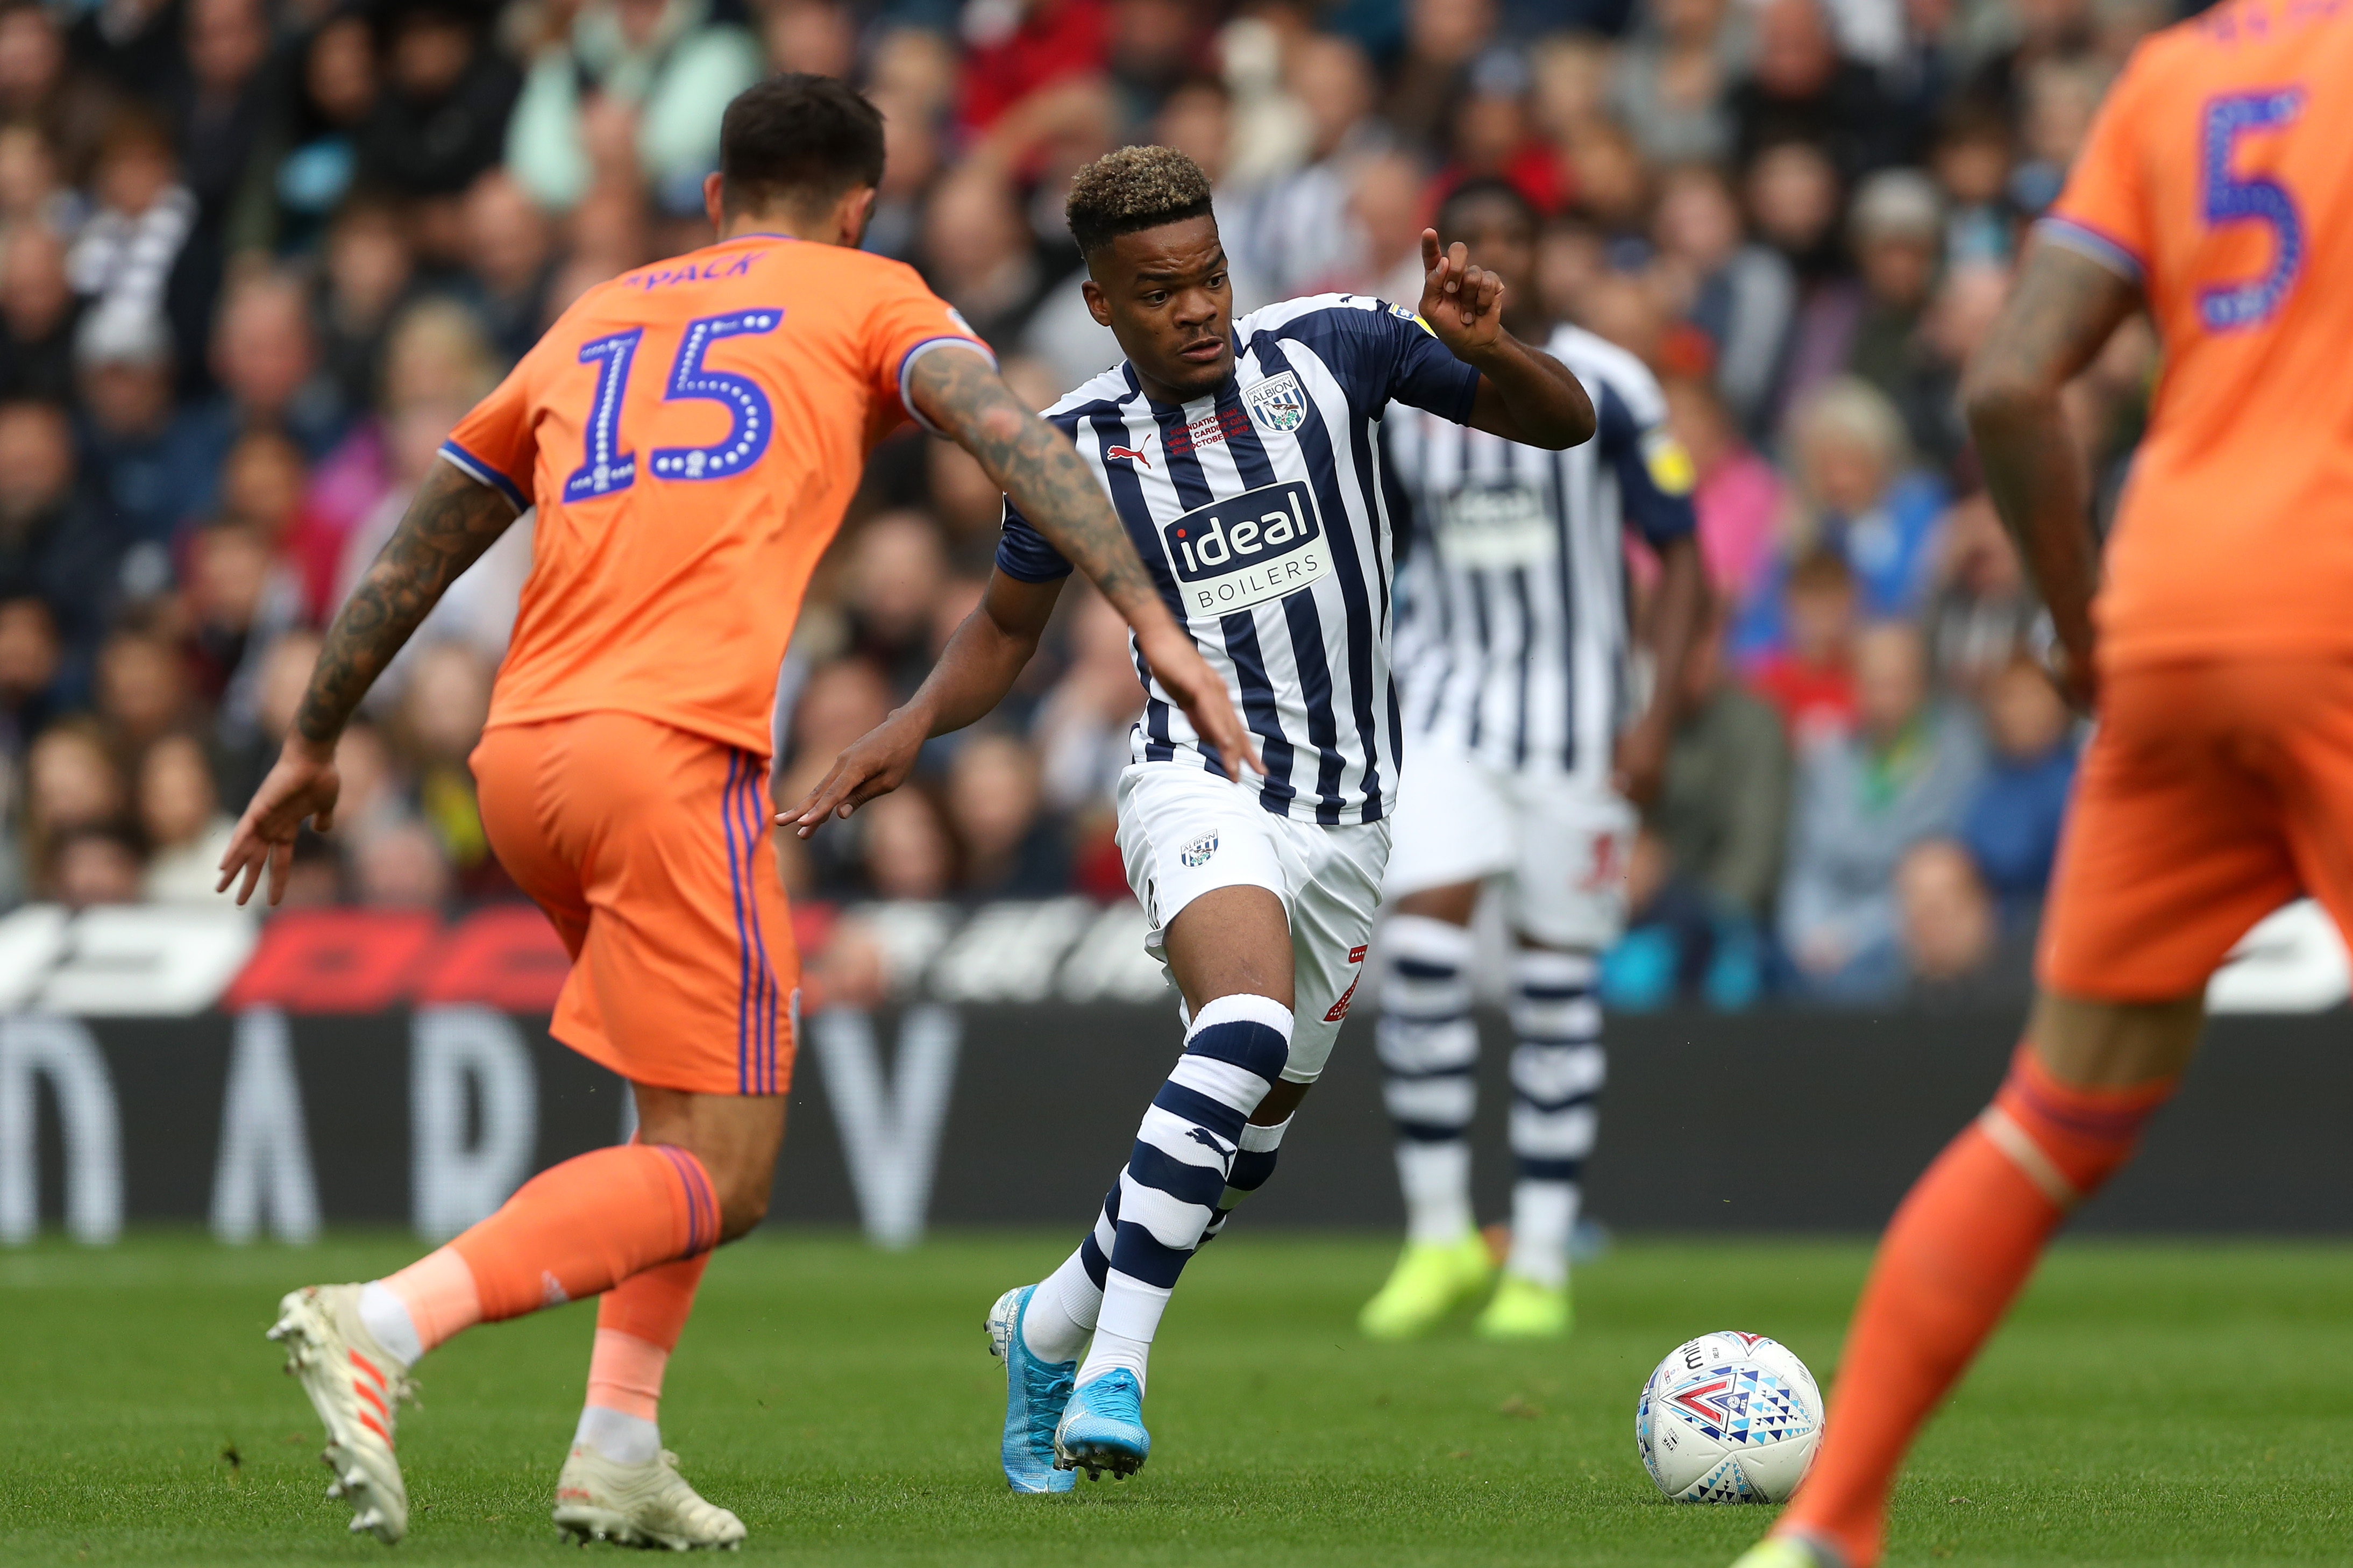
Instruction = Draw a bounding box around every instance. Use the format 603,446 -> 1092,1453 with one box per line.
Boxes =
218,460 -> 521,904
905,344 -> 1257,775
1962,234 -> 2141,712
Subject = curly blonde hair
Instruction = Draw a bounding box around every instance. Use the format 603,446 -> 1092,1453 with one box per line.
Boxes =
1065,145 -> 1215,257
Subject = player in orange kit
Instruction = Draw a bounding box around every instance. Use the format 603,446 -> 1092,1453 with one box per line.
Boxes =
216,76 -> 1254,1550
1737,5 -> 2353,1566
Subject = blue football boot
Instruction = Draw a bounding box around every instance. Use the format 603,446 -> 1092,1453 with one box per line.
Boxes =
986,1285 -> 1076,1494
1053,1369 -> 1150,1480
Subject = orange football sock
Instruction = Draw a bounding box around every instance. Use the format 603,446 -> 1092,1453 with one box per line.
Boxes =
444,1144 -> 719,1326
1776,1045 -> 2177,1568
585,1255 -> 710,1420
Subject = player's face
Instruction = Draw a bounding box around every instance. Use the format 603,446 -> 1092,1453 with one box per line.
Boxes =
1442,194 -> 1539,325
1083,215 -> 1234,402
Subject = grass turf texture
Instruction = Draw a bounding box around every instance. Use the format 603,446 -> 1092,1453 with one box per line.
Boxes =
3,1234 -> 2349,1565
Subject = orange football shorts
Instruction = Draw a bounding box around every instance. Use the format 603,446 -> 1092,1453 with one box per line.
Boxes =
472,712 -> 795,1095
2040,655 -> 2353,1001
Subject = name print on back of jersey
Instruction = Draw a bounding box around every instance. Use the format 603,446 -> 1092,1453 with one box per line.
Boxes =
1158,479 -> 1328,619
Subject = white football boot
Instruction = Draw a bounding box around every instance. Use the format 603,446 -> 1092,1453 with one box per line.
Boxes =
552,1444 -> 747,1550
268,1283 -> 414,1543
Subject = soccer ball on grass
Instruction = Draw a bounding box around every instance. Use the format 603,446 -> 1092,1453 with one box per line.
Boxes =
1635,1331 -> 1823,1503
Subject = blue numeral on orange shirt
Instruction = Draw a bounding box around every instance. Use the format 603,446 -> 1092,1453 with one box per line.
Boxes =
2199,88 -> 2305,331
562,327 -> 644,502
650,309 -> 781,482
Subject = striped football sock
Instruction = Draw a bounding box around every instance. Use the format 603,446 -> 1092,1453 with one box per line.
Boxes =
1504,950 -> 1604,1288
1076,994 -> 1291,1394
1375,916 -> 1480,1245
1199,1114 -> 1292,1243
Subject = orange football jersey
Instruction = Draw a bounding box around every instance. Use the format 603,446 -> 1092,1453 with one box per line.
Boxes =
2043,0 -> 2353,668
442,232 -> 989,754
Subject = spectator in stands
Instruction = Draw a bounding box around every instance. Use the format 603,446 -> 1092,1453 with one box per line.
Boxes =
1744,139 -> 1855,426
95,622 -> 187,756
948,729 -> 1069,900
1779,619 -> 1984,999
353,817 -> 454,908
1893,835 -> 2020,1001
861,785 -> 957,903
1782,375 -> 1947,621
1232,32 -> 1385,298
66,0 -> 178,100
1611,608 -> 1789,1008
75,309 -> 216,552
1729,0 -> 1904,180
780,656 -> 895,899
396,641 -> 497,895
138,729 -> 233,901
0,595 -> 63,755
1660,609 -> 1792,924
310,193 -> 413,412
67,113 -> 201,360
843,512 -> 952,698
1960,654 -> 2077,929
1662,367 -> 1783,604
264,8 -> 380,251
1651,162 -> 1794,437
1744,545 -> 1858,739
174,0 -> 275,239
354,0 -> 520,248
1614,0 -> 1747,167
1842,169 -> 1943,414
0,224 -> 79,404
51,821 -> 143,908
920,169 -> 1048,351
505,0 -> 761,216
0,398 -> 116,667
23,716 -> 125,895
203,269 -> 347,459
1922,490 -> 2037,697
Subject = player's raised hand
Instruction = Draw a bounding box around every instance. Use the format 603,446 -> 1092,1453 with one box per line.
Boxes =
783,711 -> 928,838
217,736 -> 341,907
1135,621 -> 1264,783
1417,229 -> 1505,357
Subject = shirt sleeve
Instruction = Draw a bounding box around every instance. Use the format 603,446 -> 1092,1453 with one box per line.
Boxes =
862,262 -> 998,440
994,494 -> 1075,582
439,358 -> 538,514
2038,44 -> 2156,284
1593,369 -> 1698,547
1371,301 -> 1482,422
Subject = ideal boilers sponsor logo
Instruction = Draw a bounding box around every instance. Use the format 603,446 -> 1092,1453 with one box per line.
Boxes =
1159,479 -> 1327,618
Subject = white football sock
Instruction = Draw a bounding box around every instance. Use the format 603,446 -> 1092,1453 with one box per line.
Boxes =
1077,1273 -> 1167,1394
1397,1139 -> 1476,1245
357,1280 -> 423,1365
1504,1179 -> 1579,1288
1020,1239 -> 1104,1364
574,1403 -> 662,1466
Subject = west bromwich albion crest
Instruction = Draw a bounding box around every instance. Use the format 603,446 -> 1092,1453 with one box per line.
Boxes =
1243,372 -> 1306,433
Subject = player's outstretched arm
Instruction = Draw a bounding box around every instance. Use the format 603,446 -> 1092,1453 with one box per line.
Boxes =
1963,234 -> 2139,712
1417,230 -> 1596,450
217,460 -> 521,905
786,567 -> 1062,837
905,344 -> 1261,779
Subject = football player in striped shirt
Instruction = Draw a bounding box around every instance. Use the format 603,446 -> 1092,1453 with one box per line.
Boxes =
1361,177 -> 1707,1343
790,145 -> 1593,1486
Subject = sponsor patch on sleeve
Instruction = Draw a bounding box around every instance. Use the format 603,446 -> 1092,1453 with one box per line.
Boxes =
1641,430 -> 1698,496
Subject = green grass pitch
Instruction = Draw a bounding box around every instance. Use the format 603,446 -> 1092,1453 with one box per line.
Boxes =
3,1231 -> 2350,1565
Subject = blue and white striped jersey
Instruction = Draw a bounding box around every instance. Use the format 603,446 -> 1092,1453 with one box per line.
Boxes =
997,294 -> 1481,826
1386,324 -> 1697,786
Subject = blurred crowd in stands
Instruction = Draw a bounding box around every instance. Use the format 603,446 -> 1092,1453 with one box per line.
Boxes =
0,0 -> 2162,1006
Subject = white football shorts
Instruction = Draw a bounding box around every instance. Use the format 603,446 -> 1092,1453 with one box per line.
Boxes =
1382,742 -> 1636,950
1114,760 -> 1391,1082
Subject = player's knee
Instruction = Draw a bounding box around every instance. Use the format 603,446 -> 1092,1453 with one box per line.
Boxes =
1982,1043 -> 2179,1205
712,1168 -> 772,1243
